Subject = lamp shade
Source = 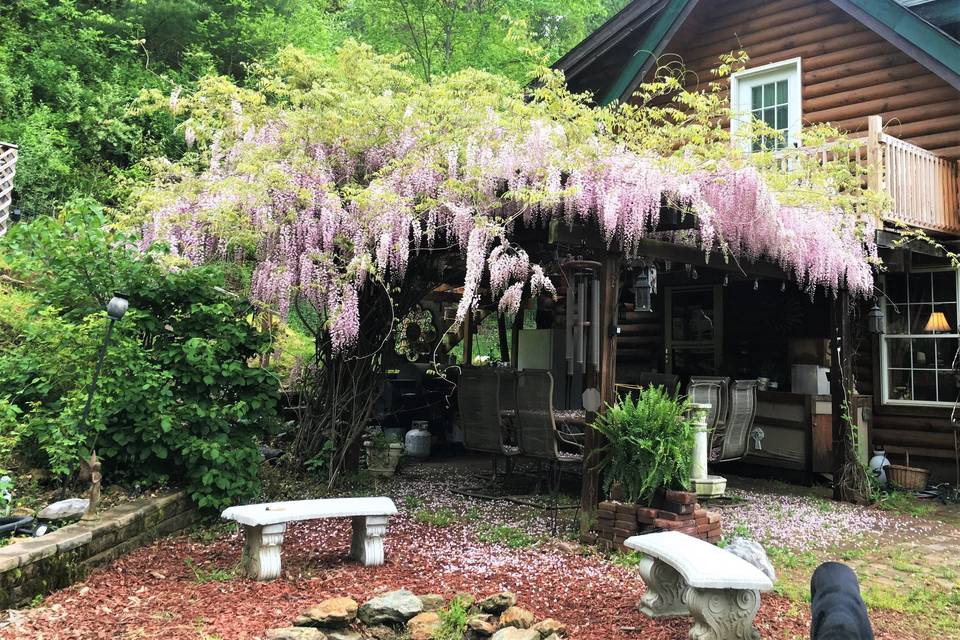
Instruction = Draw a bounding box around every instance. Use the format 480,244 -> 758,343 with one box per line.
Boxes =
106,295 -> 129,321
924,311 -> 951,333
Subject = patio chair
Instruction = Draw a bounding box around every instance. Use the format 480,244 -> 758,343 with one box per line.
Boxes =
688,376 -> 731,435
615,373 -> 681,403
458,368 -> 519,479
515,369 -> 583,532
715,379 -> 759,462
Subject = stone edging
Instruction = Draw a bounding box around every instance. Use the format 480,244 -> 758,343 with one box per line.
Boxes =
0,491 -> 199,608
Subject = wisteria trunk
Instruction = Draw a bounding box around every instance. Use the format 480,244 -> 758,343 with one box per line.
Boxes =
292,253 -> 447,488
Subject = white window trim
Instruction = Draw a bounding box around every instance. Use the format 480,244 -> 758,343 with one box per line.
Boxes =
880,268 -> 960,407
730,57 -> 803,152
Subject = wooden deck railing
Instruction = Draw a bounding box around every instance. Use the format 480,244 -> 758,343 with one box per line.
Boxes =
0,141 -> 17,237
867,115 -> 960,235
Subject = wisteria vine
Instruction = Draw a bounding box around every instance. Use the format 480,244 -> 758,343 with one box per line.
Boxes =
138,45 -> 878,353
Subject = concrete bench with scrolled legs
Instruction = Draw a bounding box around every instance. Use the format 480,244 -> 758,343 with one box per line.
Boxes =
625,531 -> 773,640
221,497 -> 398,580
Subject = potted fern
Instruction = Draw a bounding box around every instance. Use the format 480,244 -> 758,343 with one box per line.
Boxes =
592,385 -> 696,505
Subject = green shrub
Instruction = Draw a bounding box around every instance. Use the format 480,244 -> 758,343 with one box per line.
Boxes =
433,596 -> 470,640
0,207 -> 280,511
591,386 -> 695,504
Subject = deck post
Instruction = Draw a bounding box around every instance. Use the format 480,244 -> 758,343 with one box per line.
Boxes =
829,288 -> 853,501
866,115 -> 883,194
580,253 -> 621,533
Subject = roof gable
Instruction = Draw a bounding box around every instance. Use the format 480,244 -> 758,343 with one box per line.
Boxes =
556,0 -> 960,104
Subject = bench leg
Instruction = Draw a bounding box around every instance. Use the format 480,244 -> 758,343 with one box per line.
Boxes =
241,523 -> 285,580
638,556 -> 689,618
686,587 -> 761,640
351,515 -> 388,566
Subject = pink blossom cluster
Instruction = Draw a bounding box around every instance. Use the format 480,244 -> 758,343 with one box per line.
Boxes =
146,107 -> 876,351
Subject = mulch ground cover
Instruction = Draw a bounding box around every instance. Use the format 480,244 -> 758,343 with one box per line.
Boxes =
0,512 -> 872,640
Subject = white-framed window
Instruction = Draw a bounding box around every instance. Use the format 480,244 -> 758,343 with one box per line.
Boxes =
730,58 -> 802,152
881,269 -> 960,406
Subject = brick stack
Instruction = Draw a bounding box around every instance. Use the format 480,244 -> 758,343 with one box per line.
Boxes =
583,490 -> 722,550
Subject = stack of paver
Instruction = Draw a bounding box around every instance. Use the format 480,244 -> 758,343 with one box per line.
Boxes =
583,490 -> 722,551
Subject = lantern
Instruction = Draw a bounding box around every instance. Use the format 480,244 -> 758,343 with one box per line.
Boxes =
867,303 -> 884,334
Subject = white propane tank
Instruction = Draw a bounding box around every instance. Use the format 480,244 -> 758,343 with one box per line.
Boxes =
405,421 -> 431,458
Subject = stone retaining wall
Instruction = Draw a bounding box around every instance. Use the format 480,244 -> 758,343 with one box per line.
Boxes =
0,491 -> 199,608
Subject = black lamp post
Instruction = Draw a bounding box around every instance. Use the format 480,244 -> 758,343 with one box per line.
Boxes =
80,294 -> 128,519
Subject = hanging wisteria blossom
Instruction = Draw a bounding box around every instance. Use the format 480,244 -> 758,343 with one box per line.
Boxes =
138,43 -> 880,353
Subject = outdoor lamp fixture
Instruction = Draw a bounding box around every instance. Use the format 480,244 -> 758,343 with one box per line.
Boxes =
632,265 -> 658,313
867,303 -> 884,334
79,293 -> 129,520
924,311 -> 951,334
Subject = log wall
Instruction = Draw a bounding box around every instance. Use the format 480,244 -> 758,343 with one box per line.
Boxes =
650,0 -> 960,160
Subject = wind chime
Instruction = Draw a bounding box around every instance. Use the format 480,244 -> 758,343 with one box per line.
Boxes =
562,260 -> 602,411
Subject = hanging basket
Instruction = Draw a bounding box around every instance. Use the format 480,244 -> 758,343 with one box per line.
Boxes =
887,450 -> 930,491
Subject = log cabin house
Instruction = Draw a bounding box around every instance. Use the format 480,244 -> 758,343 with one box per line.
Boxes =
544,0 -> 960,484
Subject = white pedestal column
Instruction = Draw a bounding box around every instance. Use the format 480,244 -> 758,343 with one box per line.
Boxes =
689,402 -> 711,481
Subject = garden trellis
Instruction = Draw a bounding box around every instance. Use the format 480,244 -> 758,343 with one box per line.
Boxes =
0,142 -> 17,237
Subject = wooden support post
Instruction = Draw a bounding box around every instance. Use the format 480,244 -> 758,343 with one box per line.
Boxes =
580,254 -> 621,533
497,313 -> 510,363
463,306 -> 474,367
511,303 -> 524,369
829,289 -> 852,501
866,115 -> 883,194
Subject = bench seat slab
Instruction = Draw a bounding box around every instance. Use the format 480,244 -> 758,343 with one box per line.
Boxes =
350,515 -> 389,566
242,523 -> 285,580
687,587 -> 761,640
639,556 -> 689,618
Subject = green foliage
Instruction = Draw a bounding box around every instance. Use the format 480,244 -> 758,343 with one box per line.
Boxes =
184,558 -> 237,584
0,0 -> 624,214
0,207 -> 280,511
414,507 -> 458,527
433,595 -> 470,640
610,549 -> 645,568
591,386 -> 696,504
475,523 -> 537,548
875,490 -> 937,518
0,474 -> 13,516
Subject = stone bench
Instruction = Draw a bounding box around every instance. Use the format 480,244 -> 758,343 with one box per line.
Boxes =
624,531 -> 773,640
221,497 -> 398,580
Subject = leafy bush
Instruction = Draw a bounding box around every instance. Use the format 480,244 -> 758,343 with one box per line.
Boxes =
0,207 -> 279,510
591,386 -> 696,504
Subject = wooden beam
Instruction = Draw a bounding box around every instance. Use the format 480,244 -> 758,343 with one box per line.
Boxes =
498,313 -> 510,363
829,288 -> 853,501
580,253 -> 622,532
463,306 -> 474,367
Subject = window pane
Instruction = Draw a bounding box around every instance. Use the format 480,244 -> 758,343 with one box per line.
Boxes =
763,108 -> 776,128
935,337 -> 958,368
886,304 -> 908,334
751,85 -> 763,110
763,83 -> 774,105
909,304 -> 933,334
776,106 -> 788,132
885,275 -> 908,303
909,272 -> 932,303
776,80 -> 788,104
932,270 -> 958,302
888,369 -> 912,400
914,370 -> 937,401
912,338 -> 934,368
887,338 -> 911,368
938,372 -> 958,404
